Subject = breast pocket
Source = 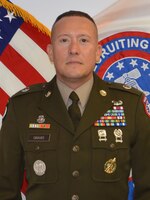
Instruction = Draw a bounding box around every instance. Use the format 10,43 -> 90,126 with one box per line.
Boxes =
91,127 -> 130,182
24,127 -> 59,184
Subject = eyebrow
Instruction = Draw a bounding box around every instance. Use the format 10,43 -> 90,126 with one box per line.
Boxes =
56,33 -> 92,39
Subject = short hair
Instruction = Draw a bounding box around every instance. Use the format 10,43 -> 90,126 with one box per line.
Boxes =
51,10 -> 98,39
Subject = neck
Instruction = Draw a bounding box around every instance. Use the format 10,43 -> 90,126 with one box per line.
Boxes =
57,75 -> 93,90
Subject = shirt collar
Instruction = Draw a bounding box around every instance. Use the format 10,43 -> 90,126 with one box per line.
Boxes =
57,77 -> 94,109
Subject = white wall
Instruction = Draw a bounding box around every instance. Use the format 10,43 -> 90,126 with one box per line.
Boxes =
11,0 -> 118,28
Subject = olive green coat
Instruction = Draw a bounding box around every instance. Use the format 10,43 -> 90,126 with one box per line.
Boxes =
0,74 -> 150,200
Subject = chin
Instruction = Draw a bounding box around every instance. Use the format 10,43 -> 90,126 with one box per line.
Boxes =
67,73 -> 89,81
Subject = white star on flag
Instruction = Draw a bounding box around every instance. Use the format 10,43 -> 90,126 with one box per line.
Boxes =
4,10 -> 16,22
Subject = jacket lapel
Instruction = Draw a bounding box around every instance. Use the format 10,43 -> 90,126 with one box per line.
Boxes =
39,75 -> 113,137
76,75 -> 113,138
39,77 -> 74,133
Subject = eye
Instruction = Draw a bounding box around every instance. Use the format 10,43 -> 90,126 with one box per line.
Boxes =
59,38 -> 69,43
82,38 -> 87,42
80,37 -> 89,44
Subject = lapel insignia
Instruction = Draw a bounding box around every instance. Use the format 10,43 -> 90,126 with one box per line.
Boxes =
98,129 -> 107,142
45,91 -> 51,97
94,100 -> 126,127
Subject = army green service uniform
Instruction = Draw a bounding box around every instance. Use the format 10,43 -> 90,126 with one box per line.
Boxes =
0,74 -> 150,200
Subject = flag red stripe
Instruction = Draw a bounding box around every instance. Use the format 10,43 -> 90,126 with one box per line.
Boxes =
0,88 -> 9,115
128,177 -> 133,181
20,22 -> 50,52
0,45 -> 46,86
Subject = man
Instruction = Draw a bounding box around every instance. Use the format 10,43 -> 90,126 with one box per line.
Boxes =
0,10 -> 150,200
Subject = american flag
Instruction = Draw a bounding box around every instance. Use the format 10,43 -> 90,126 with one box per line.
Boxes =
0,1 -> 55,127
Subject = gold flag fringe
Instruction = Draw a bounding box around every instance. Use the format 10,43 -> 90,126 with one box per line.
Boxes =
0,0 -> 51,36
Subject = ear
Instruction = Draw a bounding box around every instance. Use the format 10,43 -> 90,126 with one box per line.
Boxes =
47,44 -> 54,62
96,44 -> 102,63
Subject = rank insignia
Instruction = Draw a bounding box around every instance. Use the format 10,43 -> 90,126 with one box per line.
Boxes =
104,157 -> 117,174
94,104 -> 126,127
33,160 -> 46,176
98,129 -> 107,142
123,84 -> 131,90
21,87 -> 30,92
29,123 -> 50,129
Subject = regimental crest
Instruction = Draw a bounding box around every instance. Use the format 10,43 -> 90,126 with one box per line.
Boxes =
37,115 -> 45,123
96,31 -> 150,116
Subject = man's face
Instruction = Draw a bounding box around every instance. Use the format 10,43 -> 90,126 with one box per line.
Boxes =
47,16 -> 101,86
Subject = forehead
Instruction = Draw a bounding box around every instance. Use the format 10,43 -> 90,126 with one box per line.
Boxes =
51,16 -> 97,38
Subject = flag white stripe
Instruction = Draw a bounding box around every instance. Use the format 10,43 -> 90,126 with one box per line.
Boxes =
10,29 -> 56,82
0,62 -> 25,96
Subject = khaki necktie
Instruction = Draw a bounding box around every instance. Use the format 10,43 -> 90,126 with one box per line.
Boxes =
68,91 -> 81,130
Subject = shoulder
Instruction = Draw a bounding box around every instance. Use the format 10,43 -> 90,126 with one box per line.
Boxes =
11,76 -> 56,100
12,82 -> 48,99
94,73 -> 142,97
107,81 -> 142,96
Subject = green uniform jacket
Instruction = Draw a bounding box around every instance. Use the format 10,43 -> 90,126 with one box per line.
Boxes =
0,74 -> 150,200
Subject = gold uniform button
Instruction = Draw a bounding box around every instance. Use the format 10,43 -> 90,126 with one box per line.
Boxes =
72,170 -> 80,178
72,194 -> 79,200
72,145 -> 80,152
99,90 -> 107,97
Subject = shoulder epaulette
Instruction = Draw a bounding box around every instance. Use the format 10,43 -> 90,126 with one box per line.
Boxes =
107,82 -> 142,96
12,82 -> 47,98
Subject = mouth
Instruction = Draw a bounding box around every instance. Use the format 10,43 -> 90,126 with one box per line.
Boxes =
66,61 -> 82,65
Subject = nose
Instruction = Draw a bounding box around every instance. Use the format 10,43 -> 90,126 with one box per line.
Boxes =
69,40 -> 80,55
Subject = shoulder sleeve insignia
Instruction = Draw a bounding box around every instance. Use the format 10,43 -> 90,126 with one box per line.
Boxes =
143,95 -> 150,117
